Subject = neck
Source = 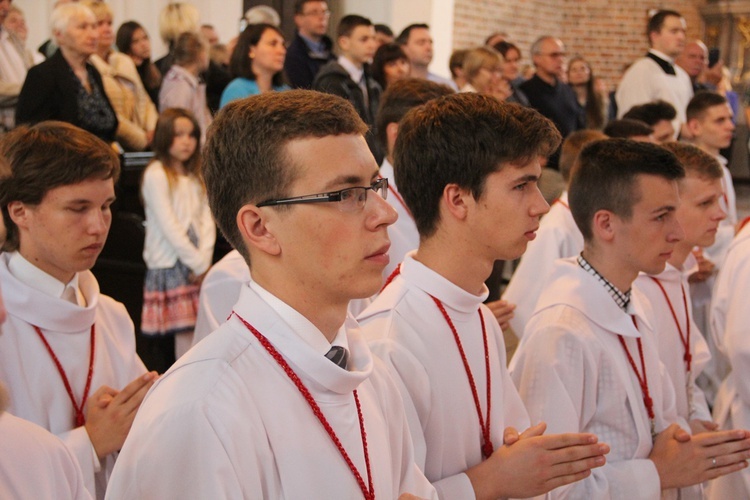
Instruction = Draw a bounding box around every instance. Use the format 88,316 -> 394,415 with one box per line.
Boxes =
131,54 -> 145,66
96,46 -> 110,60
18,248 -> 76,285
60,46 -> 88,71
536,70 -> 557,85
300,31 -> 321,43
255,71 -> 273,92
344,54 -> 364,70
410,64 -> 429,79
181,62 -> 200,77
252,266 -> 348,343
581,244 -> 636,293
414,233 -> 492,296
696,141 -> 720,157
668,241 -> 693,269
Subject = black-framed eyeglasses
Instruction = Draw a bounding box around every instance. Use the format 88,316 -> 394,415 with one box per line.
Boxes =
257,177 -> 388,213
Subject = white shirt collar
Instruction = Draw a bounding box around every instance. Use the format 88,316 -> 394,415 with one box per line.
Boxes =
249,279 -> 349,357
648,48 -> 675,64
337,55 -> 364,85
7,251 -> 84,306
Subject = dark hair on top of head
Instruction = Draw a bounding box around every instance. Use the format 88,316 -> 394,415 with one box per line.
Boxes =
376,77 -> 454,150
337,14 -> 372,39
294,0 -> 326,15
603,119 -> 654,139
493,40 -> 521,59
229,23 -> 285,87
203,90 -> 367,264
622,99 -> 677,125
396,23 -> 429,45
0,121 -> 120,252
372,42 -> 409,90
568,138 -> 685,241
394,94 -> 561,238
686,91 -> 728,122
374,24 -> 393,37
647,9 -> 682,44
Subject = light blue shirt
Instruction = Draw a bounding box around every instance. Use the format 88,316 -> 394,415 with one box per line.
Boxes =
219,78 -> 289,108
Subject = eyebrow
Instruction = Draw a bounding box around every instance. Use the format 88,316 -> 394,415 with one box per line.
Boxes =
510,173 -> 540,184
652,205 -> 677,214
322,172 -> 377,191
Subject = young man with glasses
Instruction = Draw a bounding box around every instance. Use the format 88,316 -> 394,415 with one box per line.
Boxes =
285,0 -> 335,89
107,90 -> 437,499
520,36 -> 584,169
359,94 -> 610,499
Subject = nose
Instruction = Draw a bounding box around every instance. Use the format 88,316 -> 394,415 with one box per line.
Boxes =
367,189 -> 398,229
89,208 -> 110,235
669,217 -> 685,243
531,184 -> 550,218
715,203 -> 727,222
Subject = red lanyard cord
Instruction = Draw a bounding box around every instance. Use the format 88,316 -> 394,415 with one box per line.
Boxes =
232,312 -> 374,500
619,317 -> 655,437
33,324 -> 96,427
649,277 -> 691,372
431,296 -> 494,459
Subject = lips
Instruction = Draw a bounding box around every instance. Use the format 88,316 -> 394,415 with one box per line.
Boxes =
366,243 -> 391,265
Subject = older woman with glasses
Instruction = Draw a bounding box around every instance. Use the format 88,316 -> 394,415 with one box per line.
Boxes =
16,3 -> 118,143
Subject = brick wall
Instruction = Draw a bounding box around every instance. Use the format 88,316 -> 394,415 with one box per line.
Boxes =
453,0 -> 705,92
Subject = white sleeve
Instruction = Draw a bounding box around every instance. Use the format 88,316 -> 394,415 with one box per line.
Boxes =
615,61 -> 656,118
58,426 -> 100,499
141,164 -> 207,274
510,324 -> 662,499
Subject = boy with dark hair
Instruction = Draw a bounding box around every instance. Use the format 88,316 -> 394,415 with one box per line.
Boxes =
502,129 -> 605,336
0,121 -> 156,499
314,14 -> 382,161
107,90 -> 436,499
511,138 -> 750,498
375,77 -> 453,279
622,99 -> 678,143
360,94 -> 610,499
634,142 -> 725,433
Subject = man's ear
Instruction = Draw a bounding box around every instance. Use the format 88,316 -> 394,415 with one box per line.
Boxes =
591,209 -> 616,243
7,201 -> 30,230
237,204 -> 282,256
685,118 -> 701,138
441,183 -> 472,221
338,35 -> 351,53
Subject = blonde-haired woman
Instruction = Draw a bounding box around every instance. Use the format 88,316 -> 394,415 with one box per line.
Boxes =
460,46 -> 511,102
82,0 -> 157,151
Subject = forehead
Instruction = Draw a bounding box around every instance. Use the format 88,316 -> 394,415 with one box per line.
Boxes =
259,27 -> 282,41
282,134 -> 376,188
679,174 -> 722,196
408,28 -> 431,42
40,177 -> 115,204
633,173 -> 679,209
660,16 -> 686,31
350,25 -> 374,37
540,38 -> 562,51
301,1 -> 327,13
705,103 -> 733,118
684,44 -> 706,56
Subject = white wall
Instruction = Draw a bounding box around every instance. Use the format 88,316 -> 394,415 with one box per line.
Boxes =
22,0 -> 242,60
21,0 -> 452,77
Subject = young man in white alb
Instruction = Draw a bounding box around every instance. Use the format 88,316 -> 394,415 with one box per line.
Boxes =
510,138 -> 750,498
634,142 -> 725,432
0,122 -> 156,500
502,129 -> 605,337
359,94 -> 610,500
106,90 -> 436,499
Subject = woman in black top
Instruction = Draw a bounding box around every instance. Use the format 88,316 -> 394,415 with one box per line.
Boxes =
16,3 -> 117,142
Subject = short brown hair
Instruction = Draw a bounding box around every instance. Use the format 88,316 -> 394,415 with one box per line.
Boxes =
394,94 -> 561,238
0,121 -> 120,251
686,91 -> 728,122
660,141 -> 723,181
569,138 -> 684,242
462,46 -> 503,82
203,90 -> 368,263
173,31 -> 206,67
559,129 -> 606,182
376,78 -> 454,151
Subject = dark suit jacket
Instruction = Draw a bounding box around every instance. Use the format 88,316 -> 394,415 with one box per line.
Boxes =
284,33 -> 335,89
16,50 -> 118,142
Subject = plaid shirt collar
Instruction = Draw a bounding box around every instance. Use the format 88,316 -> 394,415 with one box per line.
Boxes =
577,254 -> 631,311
